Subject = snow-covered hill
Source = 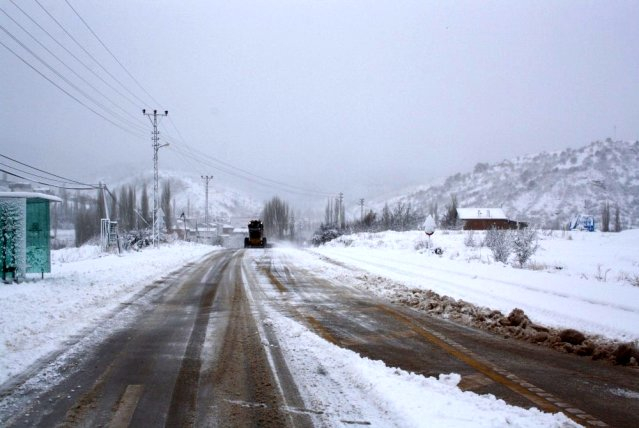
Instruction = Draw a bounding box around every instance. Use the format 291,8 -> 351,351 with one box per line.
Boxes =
376,139 -> 639,228
102,169 -> 263,226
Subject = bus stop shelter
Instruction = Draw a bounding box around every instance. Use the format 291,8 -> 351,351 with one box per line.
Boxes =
0,192 -> 62,281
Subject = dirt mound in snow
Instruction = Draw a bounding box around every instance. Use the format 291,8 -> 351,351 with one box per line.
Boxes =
383,284 -> 639,366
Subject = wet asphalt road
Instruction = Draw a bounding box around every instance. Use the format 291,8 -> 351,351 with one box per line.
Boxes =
0,248 -> 637,427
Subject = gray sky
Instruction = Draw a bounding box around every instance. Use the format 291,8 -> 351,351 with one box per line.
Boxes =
1,0 -> 638,204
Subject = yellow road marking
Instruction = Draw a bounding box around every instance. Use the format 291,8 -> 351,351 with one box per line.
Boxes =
109,384 -> 144,428
261,263 -> 607,426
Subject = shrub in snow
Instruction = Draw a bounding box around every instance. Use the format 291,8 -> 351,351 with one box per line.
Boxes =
512,227 -> 539,267
120,229 -> 152,251
463,230 -> 476,247
414,237 -> 431,251
311,224 -> 342,246
484,227 -> 511,263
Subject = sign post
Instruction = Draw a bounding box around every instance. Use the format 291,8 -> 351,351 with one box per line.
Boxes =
423,215 -> 435,248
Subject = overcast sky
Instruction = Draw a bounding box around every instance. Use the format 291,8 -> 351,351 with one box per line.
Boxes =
1,0 -> 638,204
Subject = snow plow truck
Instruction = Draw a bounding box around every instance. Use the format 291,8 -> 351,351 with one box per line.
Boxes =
244,220 -> 267,248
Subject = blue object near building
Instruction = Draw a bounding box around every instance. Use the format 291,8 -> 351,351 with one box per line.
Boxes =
569,214 -> 595,232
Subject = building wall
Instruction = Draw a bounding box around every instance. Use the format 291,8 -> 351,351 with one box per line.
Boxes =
26,199 -> 51,274
462,219 -> 527,230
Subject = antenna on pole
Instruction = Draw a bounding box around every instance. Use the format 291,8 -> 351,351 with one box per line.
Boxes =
143,108 -> 168,248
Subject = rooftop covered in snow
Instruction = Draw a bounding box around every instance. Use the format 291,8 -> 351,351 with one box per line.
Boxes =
456,208 -> 507,220
0,192 -> 62,203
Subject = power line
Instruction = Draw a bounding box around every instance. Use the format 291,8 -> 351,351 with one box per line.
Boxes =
3,2 -> 333,200
0,153 -> 98,188
0,23 -> 146,135
0,7 -> 146,130
63,0 -> 161,108
0,161 -> 87,186
33,0 -> 148,107
0,39 -> 144,138
158,118 -> 334,197
168,141 -> 334,197
0,169 -> 94,190
8,0 -> 144,110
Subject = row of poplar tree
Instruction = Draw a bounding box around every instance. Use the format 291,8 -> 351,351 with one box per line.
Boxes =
70,181 -> 173,247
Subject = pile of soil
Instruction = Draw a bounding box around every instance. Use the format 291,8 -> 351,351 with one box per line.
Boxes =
382,284 -> 639,366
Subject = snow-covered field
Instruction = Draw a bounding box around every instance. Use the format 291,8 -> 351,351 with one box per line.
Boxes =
308,229 -> 639,344
4,230 -> 636,426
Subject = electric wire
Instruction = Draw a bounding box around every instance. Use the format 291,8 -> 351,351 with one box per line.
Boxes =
168,142 -> 333,197
0,153 -> 99,188
0,161 -> 90,186
3,2 -> 334,200
0,15 -> 146,135
32,0 -> 149,107
0,40 -> 145,138
0,169 -> 95,190
63,0 -> 161,108
8,0 -> 143,110
0,7 -> 147,131
157,119 -> 335,197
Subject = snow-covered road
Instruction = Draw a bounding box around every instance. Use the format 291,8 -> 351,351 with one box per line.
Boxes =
0,243 -> 584,427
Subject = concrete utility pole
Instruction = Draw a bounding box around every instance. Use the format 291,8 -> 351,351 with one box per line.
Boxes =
359,198 -> 365,222
143,109 -> 168,248
201,175 -> 213,232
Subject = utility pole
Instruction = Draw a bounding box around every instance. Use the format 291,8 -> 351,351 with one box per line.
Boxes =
201,175 -> 213,236
359,198 -> 365,222
338,192 -> 344,229
143,109 -> 168,248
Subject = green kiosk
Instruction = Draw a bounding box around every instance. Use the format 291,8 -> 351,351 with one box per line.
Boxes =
0,192 -> 62,281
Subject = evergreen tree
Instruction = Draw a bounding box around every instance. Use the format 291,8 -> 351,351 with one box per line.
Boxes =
442,194 -> 459,229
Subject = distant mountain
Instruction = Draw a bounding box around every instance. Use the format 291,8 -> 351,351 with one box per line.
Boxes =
105,169 -> 263,226
376,139 -> 639,229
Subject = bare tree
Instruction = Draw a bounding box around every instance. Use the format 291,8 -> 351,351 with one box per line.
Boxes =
161,180 -> 172,232
262,197 -> 291,239
601,201 -> 610,232
141,183 -> 150,225
614,205 -> 622,232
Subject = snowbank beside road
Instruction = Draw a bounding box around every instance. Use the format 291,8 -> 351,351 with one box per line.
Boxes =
0,242 -> 216,385
265,308 -> 576,427
307,229 -> 639,343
